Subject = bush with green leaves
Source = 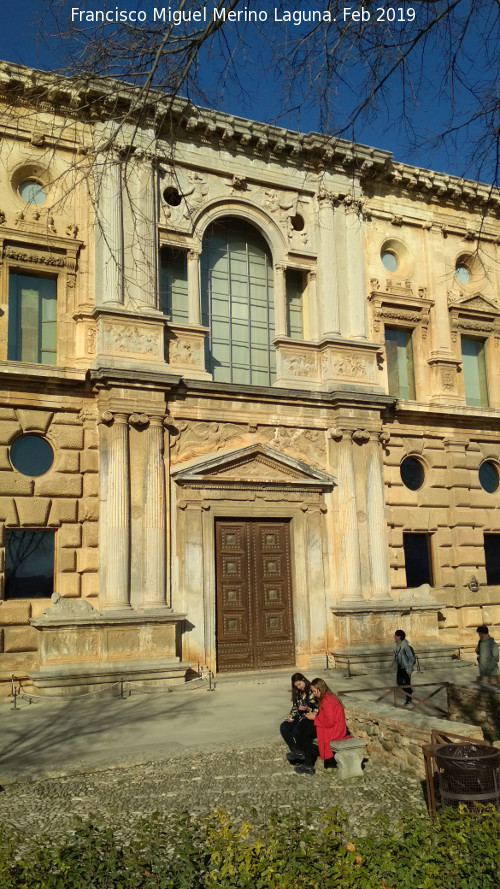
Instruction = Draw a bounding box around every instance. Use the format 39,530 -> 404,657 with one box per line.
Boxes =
0,804 -> 498,888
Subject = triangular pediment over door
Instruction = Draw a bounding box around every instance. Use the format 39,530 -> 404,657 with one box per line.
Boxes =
171,443 -> 335,491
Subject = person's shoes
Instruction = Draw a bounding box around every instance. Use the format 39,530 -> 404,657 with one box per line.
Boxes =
324,758 -> 336,769
286,751 -> 305,764
403,700 -> 413,708
294,765 -> 315,775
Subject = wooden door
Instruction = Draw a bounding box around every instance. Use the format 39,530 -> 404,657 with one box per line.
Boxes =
215,519 -> 295,672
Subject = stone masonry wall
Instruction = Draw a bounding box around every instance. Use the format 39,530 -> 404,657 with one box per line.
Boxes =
343,699 -> 484,778
447,683 -> 500,740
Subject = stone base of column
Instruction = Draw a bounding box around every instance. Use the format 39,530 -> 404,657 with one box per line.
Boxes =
331,599 -> 445,648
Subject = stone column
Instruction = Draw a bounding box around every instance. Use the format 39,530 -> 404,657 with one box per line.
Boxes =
187,248 -> 201,324
274,263 -> 287,337
333,433 -> 363,601
306,269 -> 317,340
95,153 -> 123,306
100,413 -> 131,609
365,434 -> 392,600
140,416 -> 167,609
343,203 -> 368,339
124,156 -> 156,309
317,194 -> 340,335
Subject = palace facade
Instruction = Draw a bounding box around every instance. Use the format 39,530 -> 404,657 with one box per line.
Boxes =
1,62 -> 500,693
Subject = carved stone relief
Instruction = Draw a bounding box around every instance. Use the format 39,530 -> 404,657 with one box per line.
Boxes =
102,324 -> 162,355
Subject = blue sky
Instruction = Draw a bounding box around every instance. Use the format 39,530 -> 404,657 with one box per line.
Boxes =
0,1 -> 498,182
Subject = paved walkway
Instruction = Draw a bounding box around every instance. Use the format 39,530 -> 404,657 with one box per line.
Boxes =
0,660 -> 481,846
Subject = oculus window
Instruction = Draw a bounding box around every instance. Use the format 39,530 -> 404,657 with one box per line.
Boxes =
201,217 -> 275,385
18,179 -> 47,205
5,529 -> 54,599
484,534 -> 500,585
385,327 -> 416,399
403,532 -> 433,588
8,272 -> 57,365
461,337 -> 488,407
479,461 -> 499,494
10,434 -> 54,476
381,250 -> 398,272
159,247 -> 188,323
400,457 -> 425,491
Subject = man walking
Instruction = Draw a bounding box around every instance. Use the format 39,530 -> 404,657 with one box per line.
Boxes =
393,630 -> 416,707
476,625 -> 499,684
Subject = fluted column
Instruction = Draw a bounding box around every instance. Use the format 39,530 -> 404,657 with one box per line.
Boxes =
124,156 -> 156,308
334,433 -> 363,601
365,434 -> 392,600
317,194 -> 340,335
101,413 -> 131,609
140,416 -> 167,608
274,263 -> 287,337
95,153 -> 123,305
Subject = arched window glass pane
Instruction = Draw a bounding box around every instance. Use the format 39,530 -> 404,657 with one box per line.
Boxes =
381,250 -> 398,272
10,434 -> 54,476
201,218 -> 275,385
18,180 -> 47,205
455,264 -> 470,285
400,456 -> 425,490
479,461 -> 499,494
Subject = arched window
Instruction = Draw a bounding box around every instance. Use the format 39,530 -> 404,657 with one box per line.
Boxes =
201,217 -> 275,385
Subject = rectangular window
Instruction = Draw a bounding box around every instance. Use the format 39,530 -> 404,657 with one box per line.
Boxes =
461,337 -> 489,407
403,532 -> 433,588
385,327 -> 415,399
8,273 -> 57,364
5,529 -> 55,599
285,269 -> 304,340
159,247 -> 188,322
484,534 -> 500,585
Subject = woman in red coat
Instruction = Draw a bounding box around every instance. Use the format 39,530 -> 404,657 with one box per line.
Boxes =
295,678 -> 350,775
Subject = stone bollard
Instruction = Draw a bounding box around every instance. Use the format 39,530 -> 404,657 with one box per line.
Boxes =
330,738 -> 367,779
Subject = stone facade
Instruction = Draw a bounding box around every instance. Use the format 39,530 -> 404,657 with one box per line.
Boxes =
0,62 -> 499,692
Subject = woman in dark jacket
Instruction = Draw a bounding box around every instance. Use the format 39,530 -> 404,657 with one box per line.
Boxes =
294,677 -> 350,775
280,672 -> 318,765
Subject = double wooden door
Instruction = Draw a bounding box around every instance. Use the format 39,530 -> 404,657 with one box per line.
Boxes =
215,519 -> 295,672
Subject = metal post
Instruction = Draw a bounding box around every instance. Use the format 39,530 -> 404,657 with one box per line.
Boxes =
120,677 -> 124,699
11,687 -> 18,710
208,670 -> 215,691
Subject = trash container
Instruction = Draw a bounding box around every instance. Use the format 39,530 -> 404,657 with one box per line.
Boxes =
435,743 -> 500,808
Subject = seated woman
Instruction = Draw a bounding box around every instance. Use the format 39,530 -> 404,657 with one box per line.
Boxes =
280,672 -> 318,765
294,677 -> 350,775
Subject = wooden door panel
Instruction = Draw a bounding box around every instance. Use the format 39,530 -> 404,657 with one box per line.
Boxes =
216,519 -> 295,672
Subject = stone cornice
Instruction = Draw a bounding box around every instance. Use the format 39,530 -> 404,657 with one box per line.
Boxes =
1,61 -> 499,213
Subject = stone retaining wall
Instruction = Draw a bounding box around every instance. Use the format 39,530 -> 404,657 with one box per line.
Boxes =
343,699 -> 484,778
447,683 -> 500,740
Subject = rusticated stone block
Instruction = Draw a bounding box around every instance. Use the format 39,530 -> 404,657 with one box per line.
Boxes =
35,475 -> 83,497
80,450 -> 99,473
30,599 -> 52,618
0,473 -> 34,496
49,500 -> 78,524
0,498 -> 18,525
81,573 -> 99,598
58,523 -> 82,548
0,447 -> 11,471
0,409 -> 16,420
78,498 -> 99,522
0,601 -> 31,624
50,426 -> 84,450
83,475 -> 98,498
76,547 -> 99,573
84,428 -> 98,450
58,548 -> 77,572
0,628 -> 3,652
82,521 -> 98,548
4,626 -> 39,652
55,451 -> 80,474
16,498 -> 52,526
55,573 -> 81,597
0,422 -> 22,445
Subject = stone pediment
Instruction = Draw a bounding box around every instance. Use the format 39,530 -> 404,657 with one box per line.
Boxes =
172,443 -> 335,490
449,293 -> 499,316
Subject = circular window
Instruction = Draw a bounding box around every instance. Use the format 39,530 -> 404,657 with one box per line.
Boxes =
400,456 -> 425,491
290,214 -> 305,232
163,186 -> 182,206
18,180 -> 47,206
381,250 -> 398,272
10,435 -> 54,476
479,461 -> 499,494
455,263 -> 470,285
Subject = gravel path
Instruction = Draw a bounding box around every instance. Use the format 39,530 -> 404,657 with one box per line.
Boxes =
0,740 -> 427,846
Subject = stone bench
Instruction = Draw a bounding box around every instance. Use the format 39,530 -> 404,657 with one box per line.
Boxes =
329,737 -> 367,779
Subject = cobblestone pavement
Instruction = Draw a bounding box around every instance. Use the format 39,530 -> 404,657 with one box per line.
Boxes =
0,740 -> 427,845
